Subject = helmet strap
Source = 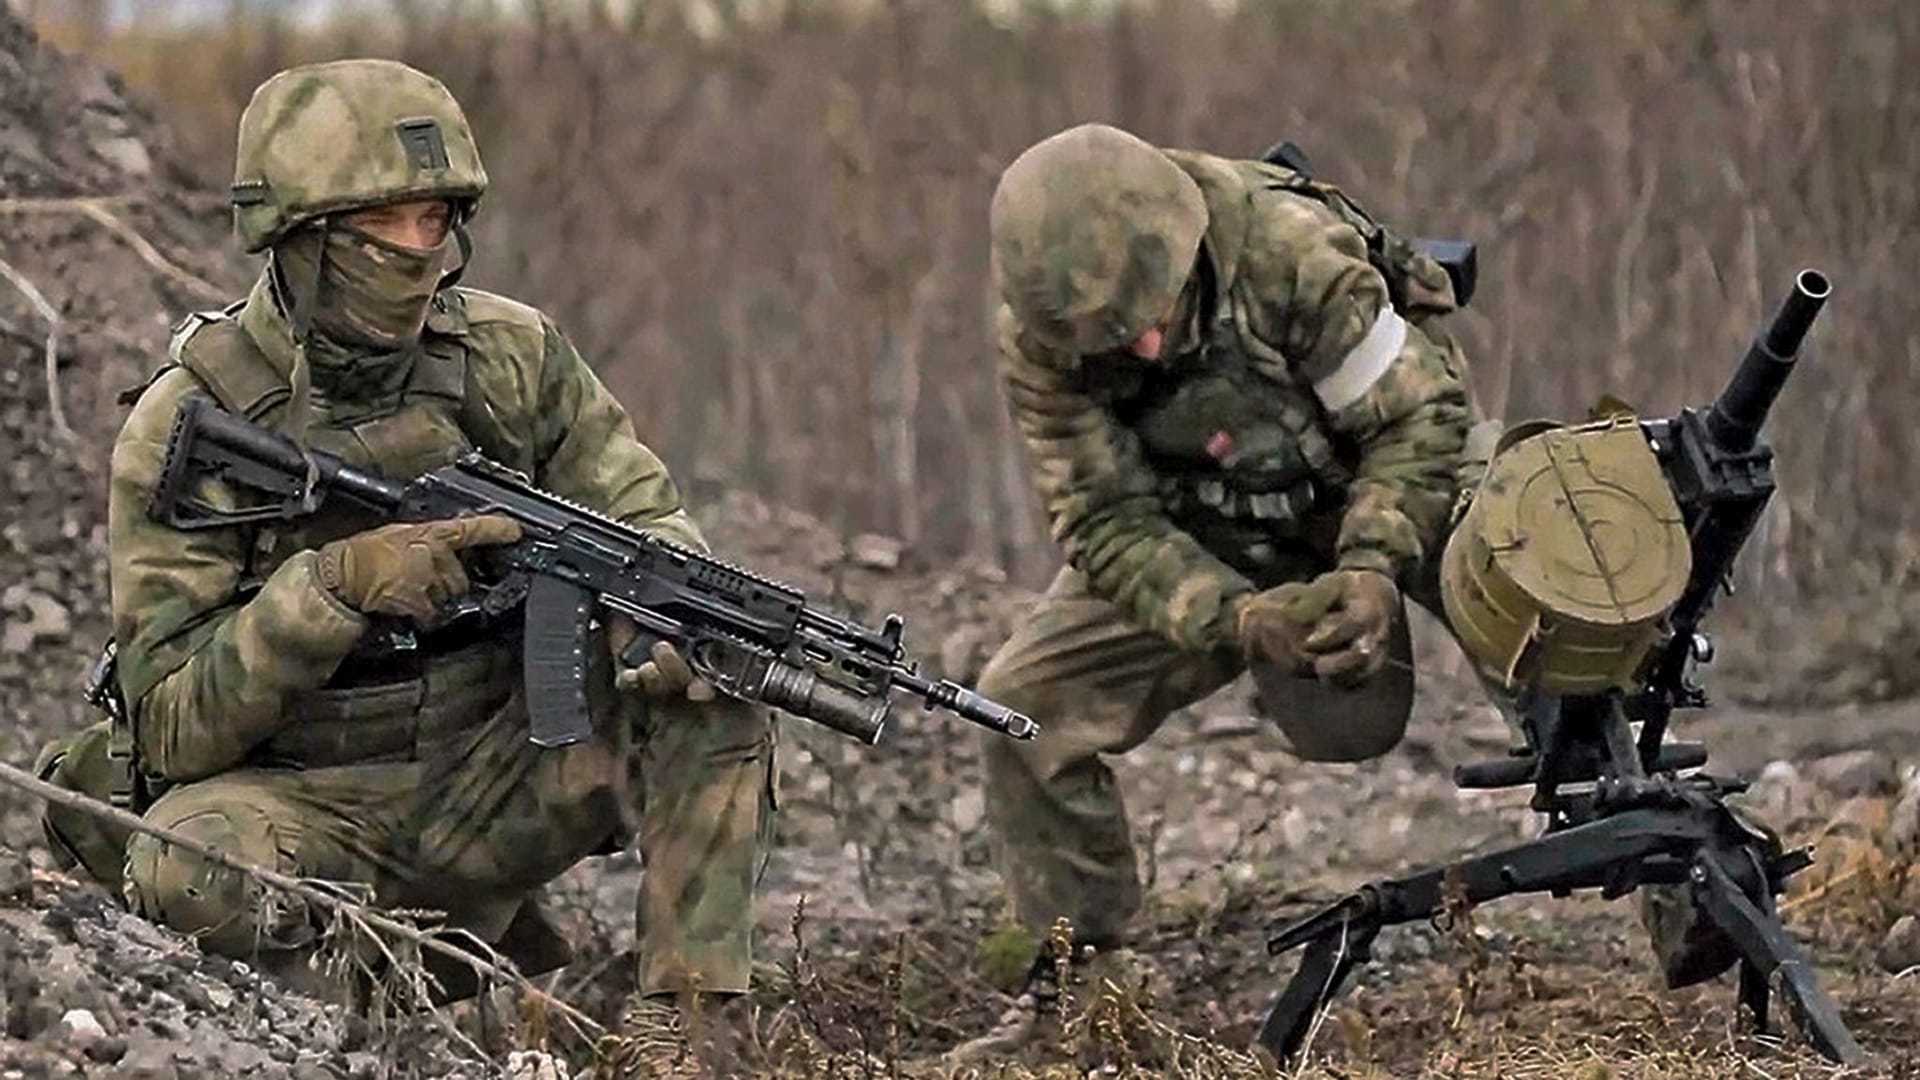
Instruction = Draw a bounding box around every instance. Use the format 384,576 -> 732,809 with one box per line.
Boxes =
440,223 -> 474,290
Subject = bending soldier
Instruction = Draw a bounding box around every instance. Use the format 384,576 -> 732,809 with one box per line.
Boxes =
957,122 -> 1486,1055
33,60 -> 771,1056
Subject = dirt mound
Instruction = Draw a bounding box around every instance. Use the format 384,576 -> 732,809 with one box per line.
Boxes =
0,6 -> 243,807
0,841 -> 506,1078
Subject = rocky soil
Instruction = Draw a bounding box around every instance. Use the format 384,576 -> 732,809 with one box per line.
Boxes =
3,9 -> 1919,1079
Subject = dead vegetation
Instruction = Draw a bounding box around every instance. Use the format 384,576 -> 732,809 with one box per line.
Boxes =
6,1 -> 1920,1077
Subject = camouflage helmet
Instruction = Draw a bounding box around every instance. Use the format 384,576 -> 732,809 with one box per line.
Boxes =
230,59 -> 487,253
989,123 -> 1207,355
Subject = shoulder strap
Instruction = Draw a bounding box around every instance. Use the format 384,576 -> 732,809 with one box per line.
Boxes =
116,297 -> 266,407
171,302 -> 289,419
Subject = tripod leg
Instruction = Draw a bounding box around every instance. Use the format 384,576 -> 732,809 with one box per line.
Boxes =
1738,958 -> 1769,1034
1258,918 -> 1375,1066
1696,852 -> 1867,1066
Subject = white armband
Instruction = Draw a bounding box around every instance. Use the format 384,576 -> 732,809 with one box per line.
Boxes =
1312,306 -> 1405,412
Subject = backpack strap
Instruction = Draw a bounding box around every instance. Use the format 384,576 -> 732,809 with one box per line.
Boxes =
1248,146 -> 1471,318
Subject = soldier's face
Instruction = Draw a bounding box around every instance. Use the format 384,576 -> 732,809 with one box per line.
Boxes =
1124,291 -> 1185,362
1125,323 -> 1168,361
343,199 -> 453,252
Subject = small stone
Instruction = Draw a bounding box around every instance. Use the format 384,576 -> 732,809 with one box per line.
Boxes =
1878,914 -> 1920,974
951,788 -> 986,834
503,1051 -> 572,1080
1,586 -> 72,650
1737,760 -> 1824,830
60,1007 -> 107,1044
91,135 -> 153,180
848,533 -> 903,571
1888,767 -> 1920,860
0,846 -> 32,897
84,1035 -> 128,1064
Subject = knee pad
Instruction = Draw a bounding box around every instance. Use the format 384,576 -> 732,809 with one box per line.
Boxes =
124,795 -> 312,958
33,723 -> 136,890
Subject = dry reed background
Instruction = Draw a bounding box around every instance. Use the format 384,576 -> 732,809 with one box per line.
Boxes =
32,0 -> 1920,601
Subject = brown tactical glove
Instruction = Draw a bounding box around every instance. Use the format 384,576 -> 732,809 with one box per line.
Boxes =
1237,569 -> 1399,687
606,615 -> 716,703
314,515 -> 523,624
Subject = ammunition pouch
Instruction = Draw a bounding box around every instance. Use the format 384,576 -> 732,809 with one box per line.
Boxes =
263,640 -> 518,771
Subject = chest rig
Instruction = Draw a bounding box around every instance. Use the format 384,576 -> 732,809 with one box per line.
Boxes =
1084,150 -> 1465,577
93,291 -> 513,806
163,303 -> 477,576
1092,294 -> 1350,577
1081,163 -> 1364,575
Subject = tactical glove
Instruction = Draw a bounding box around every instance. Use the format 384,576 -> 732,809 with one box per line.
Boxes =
606,615 -> 716,704
314,515 -> 523,624
1237,569 -> 1398,687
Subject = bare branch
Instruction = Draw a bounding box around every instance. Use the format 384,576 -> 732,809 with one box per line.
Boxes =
0,758 -> 607,1045
0,196 -> 229,301
0,253 -> 75,446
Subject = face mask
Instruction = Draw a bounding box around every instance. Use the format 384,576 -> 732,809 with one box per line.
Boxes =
276,221 -> 451,351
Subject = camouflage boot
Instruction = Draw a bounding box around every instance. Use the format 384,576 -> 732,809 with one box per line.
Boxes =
943,951 -> 1067,1065
944,942 -> 1166,1064
1640,803 -> 1790,989
602,995 -> 701,1079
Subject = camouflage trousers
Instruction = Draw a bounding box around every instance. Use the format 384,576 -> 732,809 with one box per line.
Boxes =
48,642 -> 773,1000
979,565 -> 1441,946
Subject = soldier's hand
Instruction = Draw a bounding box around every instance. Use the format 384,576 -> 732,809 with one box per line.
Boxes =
315,515 -> 523,624
1236,575 -> 1340,675
606,615 -> 716,703
1298,569 -> 1399,686
1237,569 -> 1398,687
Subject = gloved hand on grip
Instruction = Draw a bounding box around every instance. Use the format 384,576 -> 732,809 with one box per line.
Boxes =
606,615 -> 716,703
315,515 -> 523,624
1236,569 -> 1399,687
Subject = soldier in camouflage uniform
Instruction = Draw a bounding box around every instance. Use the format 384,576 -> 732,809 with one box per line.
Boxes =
954,123 -> 1483,1054
32,60 -> 771,1054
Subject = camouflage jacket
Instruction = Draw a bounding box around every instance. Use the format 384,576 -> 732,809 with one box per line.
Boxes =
110,272 -> 702,783
998,149 -> 1474,651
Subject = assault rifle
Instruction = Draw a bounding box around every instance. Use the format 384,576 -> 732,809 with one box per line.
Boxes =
1259,269 -> 1868,1066
149,396 -> 1038,749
